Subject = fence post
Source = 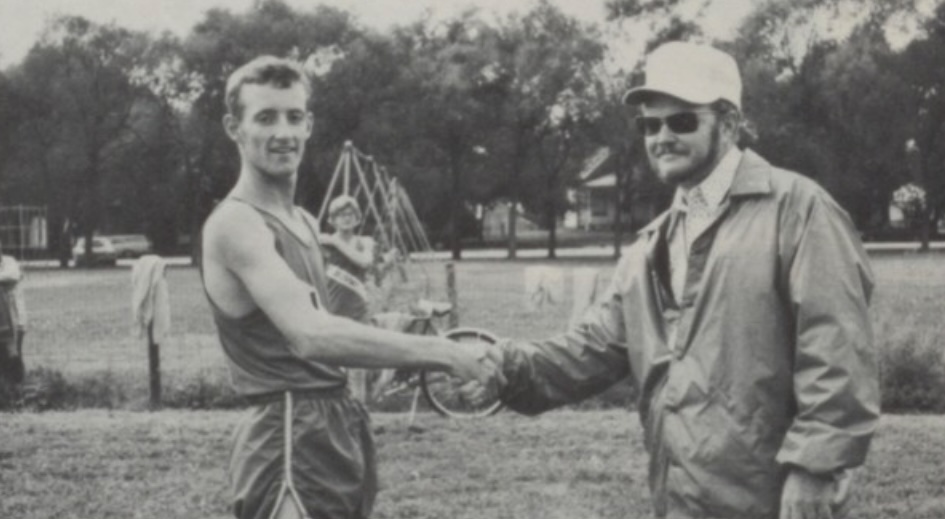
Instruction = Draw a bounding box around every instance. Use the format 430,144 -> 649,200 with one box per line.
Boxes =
133,255 -> 168,411
446,262 -> 459,328
147,322 -> 161,410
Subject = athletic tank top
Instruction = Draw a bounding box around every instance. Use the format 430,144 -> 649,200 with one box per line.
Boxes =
204,197 -> 346,396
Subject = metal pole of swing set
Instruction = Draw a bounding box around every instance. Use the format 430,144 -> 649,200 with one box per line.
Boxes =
317,141 -> 352,223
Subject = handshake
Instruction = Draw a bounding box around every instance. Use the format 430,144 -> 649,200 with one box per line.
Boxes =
445,339 -> 508,407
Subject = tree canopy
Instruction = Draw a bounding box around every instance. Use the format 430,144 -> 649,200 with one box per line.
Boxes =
2,0 -> 944,262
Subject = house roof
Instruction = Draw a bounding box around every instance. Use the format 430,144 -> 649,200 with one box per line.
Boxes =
578,147 -> 612,181
584,173 -> 617,188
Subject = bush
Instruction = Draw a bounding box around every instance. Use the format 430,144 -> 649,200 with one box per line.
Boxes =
161,371 -> 242,409
0,368 -> 126,411
11,344 -> 945,415
881,334 -> 945,413
0,368 -> 243,411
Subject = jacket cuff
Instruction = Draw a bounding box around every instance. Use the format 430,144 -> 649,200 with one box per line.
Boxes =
775,421 -> 874,474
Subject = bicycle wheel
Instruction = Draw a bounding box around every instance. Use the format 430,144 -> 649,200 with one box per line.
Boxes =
421,327 -> 505,418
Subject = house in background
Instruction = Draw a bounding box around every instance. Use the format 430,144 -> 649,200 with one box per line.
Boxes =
480,201 -> 541,241
568,172 -> 618,230
565,147 -> 667,232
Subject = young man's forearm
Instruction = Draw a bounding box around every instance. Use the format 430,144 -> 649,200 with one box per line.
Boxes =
287,313 -> 460,371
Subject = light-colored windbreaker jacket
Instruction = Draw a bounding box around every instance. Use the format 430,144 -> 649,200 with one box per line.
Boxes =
498,150 -> 879,519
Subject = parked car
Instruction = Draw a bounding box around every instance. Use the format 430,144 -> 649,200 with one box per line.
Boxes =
72,237 -> 118,267
105,234 -> 153,258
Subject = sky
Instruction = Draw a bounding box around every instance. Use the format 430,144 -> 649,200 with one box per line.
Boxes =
0,0 -> 756,69
0,0 -> 603,68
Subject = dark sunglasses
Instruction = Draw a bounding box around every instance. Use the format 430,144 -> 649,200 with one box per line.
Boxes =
635,110 -> 714,136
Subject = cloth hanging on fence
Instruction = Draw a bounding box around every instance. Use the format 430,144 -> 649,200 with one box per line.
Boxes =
131,255 -> 171,343
523,266 -> 565,312
569,268 -> 607,328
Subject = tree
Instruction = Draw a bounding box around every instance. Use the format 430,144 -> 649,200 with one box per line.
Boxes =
391,14 -> 503,259
180,0 -> 364,257
486,1 -> 605,258
0,73 -> 26,174
8,16 -> 150,265
891,1 -> 945,249
731,0 -> 942,240
128,34 -> 204,253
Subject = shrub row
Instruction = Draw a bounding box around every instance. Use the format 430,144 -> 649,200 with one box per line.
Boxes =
1,341 -> 942,413
0,367 -> 243,411
880,334 -> 945,413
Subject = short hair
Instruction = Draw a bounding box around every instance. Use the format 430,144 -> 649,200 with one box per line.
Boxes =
328,195 -> 361,219
709,99 -> 756,147
224,56 -> 311,119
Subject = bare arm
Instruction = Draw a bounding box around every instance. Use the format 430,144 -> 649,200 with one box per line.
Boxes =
326,234 -> 375,270
204,206 -> 484,377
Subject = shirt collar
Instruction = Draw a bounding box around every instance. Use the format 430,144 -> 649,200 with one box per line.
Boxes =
671,146 -> 743,213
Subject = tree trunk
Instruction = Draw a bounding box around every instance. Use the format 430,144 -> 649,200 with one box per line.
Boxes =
547,211 -> 557,259
613,150 -> 625,259
918,156 -> 933,252
449,142 -> 463,261
506,138 -> 526,260
81,161 -> 99,266
507,199 -> 519,259
546,162 -> 558,260
919,205 -> 932,252
546,197 -> 557,259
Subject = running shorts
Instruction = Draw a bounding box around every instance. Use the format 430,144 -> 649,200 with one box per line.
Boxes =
229,389 -> 377,519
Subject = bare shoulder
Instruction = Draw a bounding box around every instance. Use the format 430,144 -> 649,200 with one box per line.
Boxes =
203,202 -> 273,269
202,202 -> 277,315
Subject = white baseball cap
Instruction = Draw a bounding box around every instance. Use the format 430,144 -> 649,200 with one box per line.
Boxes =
623,41 -> 742,110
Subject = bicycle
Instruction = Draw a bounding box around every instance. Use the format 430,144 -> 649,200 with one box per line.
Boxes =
369,299 -> 504,419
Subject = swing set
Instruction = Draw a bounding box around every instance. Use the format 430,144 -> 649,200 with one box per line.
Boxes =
268,142 -> 503,519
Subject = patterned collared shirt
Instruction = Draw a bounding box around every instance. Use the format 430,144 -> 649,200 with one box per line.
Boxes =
668,146 -> 743,301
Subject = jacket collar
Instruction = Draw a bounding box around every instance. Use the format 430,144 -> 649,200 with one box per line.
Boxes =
728,148 -> 772,198
637,148 -> 772,238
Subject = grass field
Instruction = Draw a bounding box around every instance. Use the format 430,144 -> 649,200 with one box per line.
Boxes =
1,253 -> 943,517
19,253 -> 945,376
0,410 -> 943,518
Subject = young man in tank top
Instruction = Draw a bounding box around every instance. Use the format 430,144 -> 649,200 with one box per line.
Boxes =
201,56 -> 493,519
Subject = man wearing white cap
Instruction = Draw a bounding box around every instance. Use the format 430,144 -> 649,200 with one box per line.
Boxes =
465,41 -> 878,519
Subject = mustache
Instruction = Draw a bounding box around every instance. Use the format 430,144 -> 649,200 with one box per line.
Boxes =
651,144 -> 685,157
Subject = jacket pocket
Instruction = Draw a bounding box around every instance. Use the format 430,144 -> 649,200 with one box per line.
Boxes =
662,391 -> 781,517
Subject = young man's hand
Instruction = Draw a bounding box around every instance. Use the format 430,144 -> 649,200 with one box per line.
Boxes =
445,340 -> 493,384
457,346 -> 506,406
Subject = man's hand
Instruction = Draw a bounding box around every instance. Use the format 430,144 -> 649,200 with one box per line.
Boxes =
446,341 -> 500,385
457,346 -> 506,406
780,468 -> 850,519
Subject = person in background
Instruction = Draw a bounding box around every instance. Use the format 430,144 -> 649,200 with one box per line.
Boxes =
464,41 -> 878,519
320,194 -> 395,402
0,241 -> 26,386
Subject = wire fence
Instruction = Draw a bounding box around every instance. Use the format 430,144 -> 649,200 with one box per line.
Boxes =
9,257 -> 616,409
0,205 -> 48,260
